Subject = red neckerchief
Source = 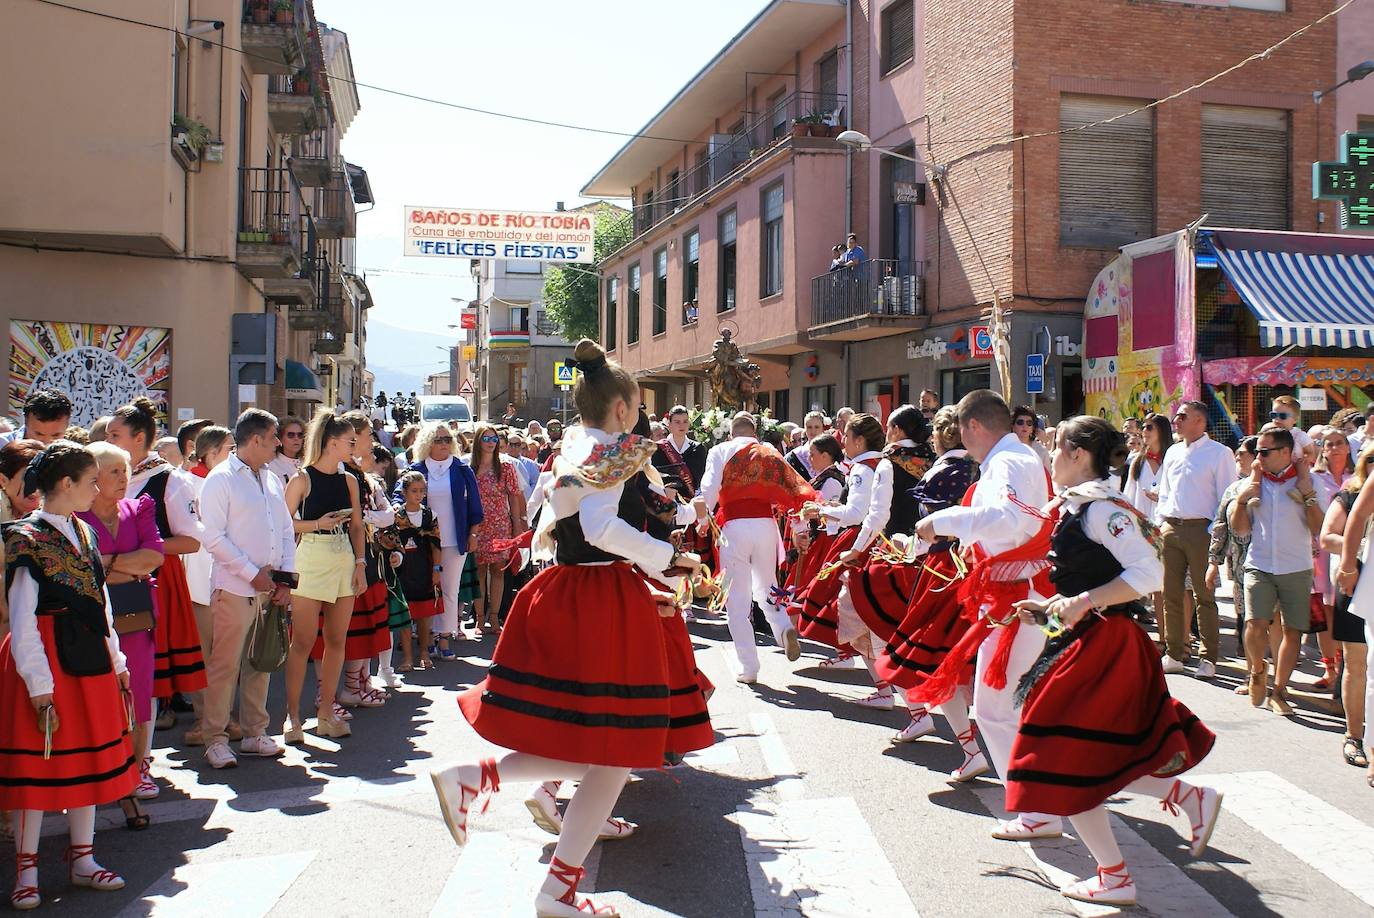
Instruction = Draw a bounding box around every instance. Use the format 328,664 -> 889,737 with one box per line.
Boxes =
1145,451 -> 1161,463
190,462 -> 209,479
1263,465 -> 1297,484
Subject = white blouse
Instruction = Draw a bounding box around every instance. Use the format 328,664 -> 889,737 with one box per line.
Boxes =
424,457 -> 458,549
1122,455 -> 1162,522
820,450 -> 892,550
9,512 -> 126,698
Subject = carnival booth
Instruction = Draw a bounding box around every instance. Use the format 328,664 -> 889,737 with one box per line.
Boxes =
1083,226 -> 1374,445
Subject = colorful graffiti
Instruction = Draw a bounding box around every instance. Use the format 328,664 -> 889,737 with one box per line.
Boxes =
9,321 -> 171,427
1083,232 -> 1199,425
1203,356 -> 1374,413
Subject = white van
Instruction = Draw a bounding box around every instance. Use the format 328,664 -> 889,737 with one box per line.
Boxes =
415,395 -> 475,433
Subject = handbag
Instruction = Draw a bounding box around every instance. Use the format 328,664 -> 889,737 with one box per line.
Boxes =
107,579 -> 156,635
246,598 -> 289,673
1307,592 -> 1329,635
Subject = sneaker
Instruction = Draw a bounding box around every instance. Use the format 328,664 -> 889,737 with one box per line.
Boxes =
853,689 -> 895,710
890,712 -> 936,744
239,735 -> 285,757
1194,659 -> 1216,680
1160,655 -> 1186,675
204,741 -> 238,770
134,758 -> 159,800
1061,864 -> 1136,906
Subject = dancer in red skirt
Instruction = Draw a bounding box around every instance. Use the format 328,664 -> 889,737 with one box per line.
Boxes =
781,435 -> 846,606
107,398 -> 206,798
877,407 -> 981,747
1,443 -> 137,909
435,340 -> 706,918
911,390 -> 1064,842
1011,416 -> 1220,907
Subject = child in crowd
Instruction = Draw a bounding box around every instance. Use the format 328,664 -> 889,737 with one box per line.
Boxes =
386,472 -> 444,671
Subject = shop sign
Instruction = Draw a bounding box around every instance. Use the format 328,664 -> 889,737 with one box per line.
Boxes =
461,345 -> 476,361
1026,354 -> 1045,394
459,312 -> 476,330
1299,387 -> 1329,411
907,336 -> 949,359
969,326 -> 994,359
1054,335 -> 1081,357
1202,356 -> 1374,387
404,205 -> 595,263
893,181 -> 926,205
1313,132 -> 1374,231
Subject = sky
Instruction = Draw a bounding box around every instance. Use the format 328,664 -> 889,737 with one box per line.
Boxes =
319,0 -> 769,381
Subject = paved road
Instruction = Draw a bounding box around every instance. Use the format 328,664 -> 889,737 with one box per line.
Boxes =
32,596 -> 1374,917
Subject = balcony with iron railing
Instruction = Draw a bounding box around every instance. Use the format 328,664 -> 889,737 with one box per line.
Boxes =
290,126 -> 341,186
236,166 -> 306,279
312,172 -> 355,239
809,258 -> 925,340
240,0 -> 307,75
632,90 -> 846,238
268,73 -> 326,135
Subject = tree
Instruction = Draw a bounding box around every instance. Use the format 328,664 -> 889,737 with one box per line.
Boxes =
542,206 -> 632,343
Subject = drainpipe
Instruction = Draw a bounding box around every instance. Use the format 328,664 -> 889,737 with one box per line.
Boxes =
844,0 -> 853,237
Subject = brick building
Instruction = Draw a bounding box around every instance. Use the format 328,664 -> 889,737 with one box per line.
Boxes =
590,0 -> 1366,422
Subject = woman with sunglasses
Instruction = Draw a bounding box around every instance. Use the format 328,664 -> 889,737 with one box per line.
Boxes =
468,425 -> 528,637
1011,405 -> 1050,469
1310,432 -> 1354,692
1322,441 -> 1374,770
282,411 -> 365,742
266,416 -> 306,487
394,422 -> 483,658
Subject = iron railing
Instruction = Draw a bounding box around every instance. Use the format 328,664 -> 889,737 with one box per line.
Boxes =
810,258 -> 924,327
634,89 -> 846,235
237,166 -> 305,252
293,126 -> 338,163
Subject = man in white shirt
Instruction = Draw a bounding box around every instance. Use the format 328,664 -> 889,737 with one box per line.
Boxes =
694,412 -> 808,682
1154,401 -> 1236,677
0,388 -> 72,446
1230,426 -> 1323,716
197,408 -> 297,769
915,389 -> 1062,842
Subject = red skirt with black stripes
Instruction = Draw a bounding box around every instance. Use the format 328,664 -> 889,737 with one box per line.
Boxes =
459,563 -> 710,768
308,577 -> 392,661
659,607 -> 715,756
849,557 -> 920,643
1005,613 -> 1216,817
0,621 -> 139,810
152,554 -> 207,696
792,527 -> 860,646
874,548 -> 971,690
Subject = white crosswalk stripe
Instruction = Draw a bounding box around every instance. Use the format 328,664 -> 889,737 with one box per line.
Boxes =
116,851 -> 316,918
1196,770 -> 1374,909
970,786 -> 1235,918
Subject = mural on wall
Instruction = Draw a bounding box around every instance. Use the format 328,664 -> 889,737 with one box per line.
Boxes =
9,321 -> 171,427
1083,231 -> 1199,425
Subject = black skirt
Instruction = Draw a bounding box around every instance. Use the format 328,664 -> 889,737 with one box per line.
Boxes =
1333,561 -> 1367,644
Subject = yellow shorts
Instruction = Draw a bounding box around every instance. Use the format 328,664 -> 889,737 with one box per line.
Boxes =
292,532 -> 356,603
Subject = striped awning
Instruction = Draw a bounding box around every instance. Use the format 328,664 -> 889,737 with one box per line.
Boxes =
1208,229 -> 1374,349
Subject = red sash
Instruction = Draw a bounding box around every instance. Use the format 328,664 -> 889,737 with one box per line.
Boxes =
914,475 -> 1056,707
655,438 -> 695,492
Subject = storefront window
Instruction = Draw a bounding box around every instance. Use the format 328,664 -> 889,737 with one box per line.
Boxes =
803,384 -> 833,416
941,366 -> 990,405
858,377 -> 909,423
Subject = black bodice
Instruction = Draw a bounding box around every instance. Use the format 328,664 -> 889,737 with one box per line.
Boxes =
1048,504 -> 1124,598
885,462 -> 922,537
554,477 -> 648,565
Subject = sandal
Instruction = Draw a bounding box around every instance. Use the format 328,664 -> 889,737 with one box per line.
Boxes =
396,662 -> 414,673
1345,736 -> 1370,768
118,796 -> 151,831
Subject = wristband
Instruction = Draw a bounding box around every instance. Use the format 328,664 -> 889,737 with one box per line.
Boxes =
355,558 -> 366,566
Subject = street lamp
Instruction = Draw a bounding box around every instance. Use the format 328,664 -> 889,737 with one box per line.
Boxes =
836,130 -> 946,177
1315,60 -> 1374,103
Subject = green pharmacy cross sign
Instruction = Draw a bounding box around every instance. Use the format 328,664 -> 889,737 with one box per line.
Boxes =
1314,132 -> 1374,230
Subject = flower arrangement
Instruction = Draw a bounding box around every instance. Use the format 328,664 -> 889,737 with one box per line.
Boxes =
687,406 -> 783,447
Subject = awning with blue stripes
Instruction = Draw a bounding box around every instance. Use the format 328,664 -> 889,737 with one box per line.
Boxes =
1208,229 -> 1374,349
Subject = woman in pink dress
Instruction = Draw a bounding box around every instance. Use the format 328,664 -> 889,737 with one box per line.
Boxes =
468,426 -> 527,637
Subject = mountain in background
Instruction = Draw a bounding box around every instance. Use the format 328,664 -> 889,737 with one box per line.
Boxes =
364,318 -> 461,397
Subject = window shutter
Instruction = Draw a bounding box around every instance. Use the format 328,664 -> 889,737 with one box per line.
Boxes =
1059,95 -> 1155,249
884,0 -> 914,73
1201,105 -> 1289,231
763,184 -> 784,223
720,209 -> 737,245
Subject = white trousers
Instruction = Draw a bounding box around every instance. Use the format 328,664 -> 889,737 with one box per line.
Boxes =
436,545 -> 468,636
719,517 -> 792,674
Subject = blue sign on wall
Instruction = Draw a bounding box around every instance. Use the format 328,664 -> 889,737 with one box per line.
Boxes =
1026,353 -> 1045,395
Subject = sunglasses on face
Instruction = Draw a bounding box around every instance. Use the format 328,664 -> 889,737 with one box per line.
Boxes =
1269,411 -> 1293,421
1013,418 -> 1034,427
283,431 -> 304,439
433,436 -> 454,444
1255,446 -> 1288,457
480,435 -> 499,444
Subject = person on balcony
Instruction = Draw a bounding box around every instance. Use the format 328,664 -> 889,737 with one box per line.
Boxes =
841,233 -> 867,267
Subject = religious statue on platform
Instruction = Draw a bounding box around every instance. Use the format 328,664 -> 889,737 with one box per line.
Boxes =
707,328 -> 762,410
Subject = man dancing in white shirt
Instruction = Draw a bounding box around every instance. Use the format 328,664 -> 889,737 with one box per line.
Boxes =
695,412 -> 813,683
914,390 -> 1064,840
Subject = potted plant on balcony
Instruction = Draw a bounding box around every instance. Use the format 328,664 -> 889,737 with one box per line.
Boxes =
793,110 -> 826,137
171,113 -> 211,164
292,71 -> 311,95
272,0 -> 294,24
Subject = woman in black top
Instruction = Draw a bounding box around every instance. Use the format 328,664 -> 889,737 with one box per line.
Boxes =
283,411 -> 364,742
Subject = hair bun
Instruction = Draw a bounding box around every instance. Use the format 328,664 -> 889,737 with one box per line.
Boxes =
572,339 -> 604,363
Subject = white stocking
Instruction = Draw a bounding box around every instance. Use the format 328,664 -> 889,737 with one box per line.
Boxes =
937,693 -> 974,749
378,632 -> 396,675
540,766 -> 631,899
492,752 -> 590,784
860,656 -> 888,695
66,805 -> 101,874
1067,805 -> 1124,871
13,810 -> 40,891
